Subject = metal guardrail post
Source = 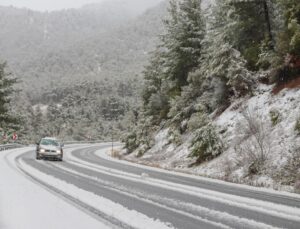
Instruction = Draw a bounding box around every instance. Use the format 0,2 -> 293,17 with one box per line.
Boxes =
0,144 -> 23,151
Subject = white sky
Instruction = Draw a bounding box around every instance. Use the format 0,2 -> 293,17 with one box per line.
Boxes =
0,0 -> 106,11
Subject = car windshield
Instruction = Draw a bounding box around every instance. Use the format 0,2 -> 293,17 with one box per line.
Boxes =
40,139 -> 59,146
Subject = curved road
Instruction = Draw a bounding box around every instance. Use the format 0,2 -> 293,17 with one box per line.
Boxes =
14,144 -> 300,229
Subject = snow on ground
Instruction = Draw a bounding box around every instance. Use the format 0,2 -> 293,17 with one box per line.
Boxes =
1,144 -> 174,229
50,152 -> 290,229
0,147 -> 108,229
123,85 -> 300,191
204,85 -> 300,187
18,157 -> 175,229
65,147 -> 300,227
126,128 -> 194,170
102,147 -> 300,199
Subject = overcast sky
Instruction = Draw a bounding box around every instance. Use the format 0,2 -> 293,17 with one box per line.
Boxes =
0,0 -> 106,11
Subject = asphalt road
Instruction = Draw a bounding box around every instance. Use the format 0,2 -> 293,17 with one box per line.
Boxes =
16,144 -> 300,229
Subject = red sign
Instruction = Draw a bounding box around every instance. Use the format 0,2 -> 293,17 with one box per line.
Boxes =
12,133 -> 18,141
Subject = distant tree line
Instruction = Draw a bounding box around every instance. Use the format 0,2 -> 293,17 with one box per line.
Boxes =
12,79 -> 141,143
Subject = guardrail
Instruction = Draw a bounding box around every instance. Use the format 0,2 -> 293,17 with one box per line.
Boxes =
0,144 -> 23,151
63,140 -> 106,145
0,141 -> 115,151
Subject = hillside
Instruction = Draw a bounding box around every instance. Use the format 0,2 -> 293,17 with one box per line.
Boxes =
0,0 -> 166,99
124,85 -> 300,191
122,0 -> 300,193
0,0 -> 168,142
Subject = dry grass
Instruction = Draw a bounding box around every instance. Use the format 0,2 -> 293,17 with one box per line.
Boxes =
272,76 -> 300,94
234,109 -> 271,176
110,149 -> 122,159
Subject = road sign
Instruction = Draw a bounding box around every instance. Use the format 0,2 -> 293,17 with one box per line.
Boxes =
12,133 -> 18,141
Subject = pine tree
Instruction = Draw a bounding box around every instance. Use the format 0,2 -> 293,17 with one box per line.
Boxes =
278,0 -> 300,56
199,0 -> 254,98
161,0 -> 206,95
225,0 -> 276,70
12,94 -> 35,143
33,106 -> 44,138
0,62 -> 19,131
142,51 -> 165,106
142,50 -> 170,123
46,103 -> 64,137
141,0 -> 206,124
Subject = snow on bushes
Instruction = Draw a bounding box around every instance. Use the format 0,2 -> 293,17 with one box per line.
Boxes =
269,109 -> 282,126
189,123 -> 224,165
234,109 -> 271,177
295,116 -> 300,135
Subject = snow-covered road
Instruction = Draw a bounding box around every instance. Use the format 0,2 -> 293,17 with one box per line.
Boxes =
0,146 -> 110,229
1,144 -> 300,229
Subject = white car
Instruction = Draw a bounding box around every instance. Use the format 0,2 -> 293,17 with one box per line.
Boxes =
36,137 -> 64,161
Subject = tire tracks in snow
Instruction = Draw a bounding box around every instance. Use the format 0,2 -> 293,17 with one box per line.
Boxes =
45,160 -> 279,229
13,145 -> 300,229
67,147 -> 300,228
12,148 -> 134,229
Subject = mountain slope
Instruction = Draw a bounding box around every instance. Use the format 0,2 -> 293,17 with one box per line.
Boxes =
0,0 -> 166,99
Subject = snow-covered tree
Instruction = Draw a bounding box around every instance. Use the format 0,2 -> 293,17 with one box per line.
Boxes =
277,0 -> 300,56
142,50 -> 170,123
0,62 -> 19,132
142,0 -> 206,123
199,0 -> 254,98
189,122 -> 224,164
161,0 -> 206,94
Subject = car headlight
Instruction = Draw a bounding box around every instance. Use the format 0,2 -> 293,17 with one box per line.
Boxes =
40,148 -> 45,153
56,150 -> 61,154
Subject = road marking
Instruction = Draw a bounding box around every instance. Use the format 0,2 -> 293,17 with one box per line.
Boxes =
47,161 -> 280,229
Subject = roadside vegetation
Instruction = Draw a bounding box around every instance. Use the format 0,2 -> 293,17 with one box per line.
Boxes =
124,0 -> 300,192
0,62 -> 20,143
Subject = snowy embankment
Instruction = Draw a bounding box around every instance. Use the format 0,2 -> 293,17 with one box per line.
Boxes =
0,147 -> 107,229
124,85 -> 300,192
69,147 -> 300,228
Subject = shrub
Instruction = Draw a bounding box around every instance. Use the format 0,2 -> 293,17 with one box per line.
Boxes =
234,109 -> 270,176
290,29 -> 300,55
257,40 -> 280,71
111,150 -> 121,159
146,92 -> 170,124
137,144 -> 149,158
187,112 -> 208,132
295,178 -> 300,194
189,123 -> 224,165
269,109 -> 282,126
168,128 -> 182,146
295,117 -> 300,135
124,132 -> 139,154
274,145 -> 300,186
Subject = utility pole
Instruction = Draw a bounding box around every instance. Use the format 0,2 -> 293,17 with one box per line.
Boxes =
111,125 -> 114,153
109,97 -> 120,154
